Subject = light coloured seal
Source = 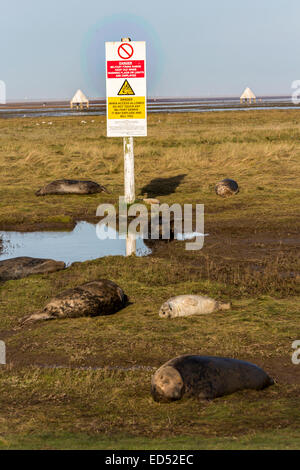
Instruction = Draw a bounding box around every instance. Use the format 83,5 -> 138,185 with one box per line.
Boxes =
151,355 -> 274,402
22,279 -> 127,323
36,179 -> 108,196
159,295 -> 231,318
215,178 -> 239,197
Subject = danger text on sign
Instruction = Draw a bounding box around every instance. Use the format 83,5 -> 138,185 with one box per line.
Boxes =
107,60 -> 145,79
108,97 -> 146,119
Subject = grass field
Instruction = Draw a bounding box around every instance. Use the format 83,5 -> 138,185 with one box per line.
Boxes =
0,110 -> 299,450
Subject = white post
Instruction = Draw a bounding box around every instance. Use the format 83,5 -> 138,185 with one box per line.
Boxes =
0,340 -> 6,365
126,230 -> 136,256
123,136 -> 135,204
121,37 -> 135,205
121,37 -> 135,255
124,134 -> 136,255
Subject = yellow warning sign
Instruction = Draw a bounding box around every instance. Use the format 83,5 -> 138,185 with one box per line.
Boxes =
118,79 -> 135,96
108,97 -> 145,119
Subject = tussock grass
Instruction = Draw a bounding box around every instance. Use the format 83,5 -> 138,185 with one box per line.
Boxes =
0,110 -> 299,225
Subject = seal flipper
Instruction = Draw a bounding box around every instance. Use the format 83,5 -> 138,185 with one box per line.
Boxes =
20,311 -> 53,325
100,185 -> 110,194
218,302 -> 231,311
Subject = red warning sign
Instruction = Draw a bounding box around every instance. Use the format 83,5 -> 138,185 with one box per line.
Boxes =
107,60 -> 145,78
106,40 -> 147,137
118,43 -> 134,59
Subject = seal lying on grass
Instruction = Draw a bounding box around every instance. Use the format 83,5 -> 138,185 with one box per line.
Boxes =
159,295 -> 231,318
0,256 -> 65,281
22,279 -> 127,323
151,355 -> 274,402
215,178 -> 239,197
36,179 -> 108,196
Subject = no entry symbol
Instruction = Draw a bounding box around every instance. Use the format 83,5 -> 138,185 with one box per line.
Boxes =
118,43 -> 134,59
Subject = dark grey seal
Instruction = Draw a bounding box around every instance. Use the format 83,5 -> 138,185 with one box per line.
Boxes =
22,279 -> 128,323
151,355 -> 274,402
0,256 -> 65,281
215,179 -> 239,197
36,179 -> 108,196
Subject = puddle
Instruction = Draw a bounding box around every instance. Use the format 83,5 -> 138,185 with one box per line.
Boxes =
0,222 -> 151,265
0,222 -> 209,265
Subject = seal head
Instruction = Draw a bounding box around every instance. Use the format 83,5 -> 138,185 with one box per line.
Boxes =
159,301 -> 173,318
151,365 -> 184,402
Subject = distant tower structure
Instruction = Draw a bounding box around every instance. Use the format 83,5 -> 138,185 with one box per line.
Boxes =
240,87 -> 256,104
70,89 -> 89,110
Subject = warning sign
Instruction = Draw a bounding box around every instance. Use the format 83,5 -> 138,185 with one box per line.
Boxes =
106,41 -> 147,137
118,80 -> 135,96
107,60 -> 145,79
118,43 -> 134,59
108,97 -> 145,119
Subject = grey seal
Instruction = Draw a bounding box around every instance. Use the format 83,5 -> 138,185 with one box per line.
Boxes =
0,256 -> 65,281
22,279 -> 128,323
151,355 -> 274,402
215,179 -> 239,197
36,179 -> 108,196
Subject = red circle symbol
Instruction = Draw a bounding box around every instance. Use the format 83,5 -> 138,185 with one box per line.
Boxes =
118,43 -> 134,59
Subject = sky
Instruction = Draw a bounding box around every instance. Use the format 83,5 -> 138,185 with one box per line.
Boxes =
1,0 -> 300,100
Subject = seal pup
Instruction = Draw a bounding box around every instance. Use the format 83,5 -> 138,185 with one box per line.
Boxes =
151,355 -> 274,402
159,295 -> 231,318
36,179 -> 108,196
215,178 -> 239,197
0,256 -> 65,281
22,279 -> 127,323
